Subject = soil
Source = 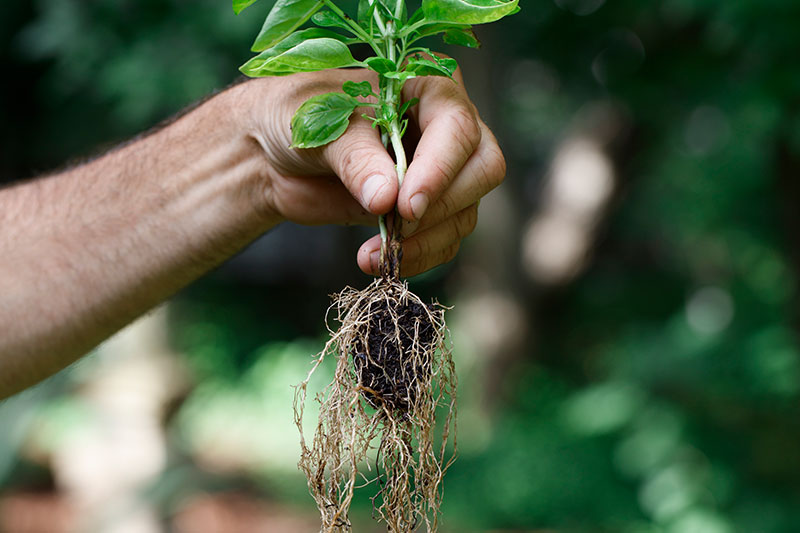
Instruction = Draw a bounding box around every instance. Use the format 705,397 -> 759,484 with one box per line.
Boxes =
352,297 -> 436,413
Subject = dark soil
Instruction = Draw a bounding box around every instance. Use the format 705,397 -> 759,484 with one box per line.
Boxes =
352,298 -> 437,413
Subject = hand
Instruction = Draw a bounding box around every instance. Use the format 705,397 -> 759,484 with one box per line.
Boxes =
234,67 -> 506,277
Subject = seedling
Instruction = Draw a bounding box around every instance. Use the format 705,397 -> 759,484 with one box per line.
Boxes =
234,0 -> 519,530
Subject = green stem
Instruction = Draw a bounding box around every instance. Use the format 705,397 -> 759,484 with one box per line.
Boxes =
368,0 -> 388,36
399,19 -> 428,39
374,7 -> 410,280
389,111 -> 407,187
321,0 -> 384,57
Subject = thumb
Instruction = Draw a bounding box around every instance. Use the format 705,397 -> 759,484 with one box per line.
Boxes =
322,116 -> 398,215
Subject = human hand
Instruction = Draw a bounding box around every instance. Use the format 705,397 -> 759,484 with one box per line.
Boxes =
233,67 -> 506,277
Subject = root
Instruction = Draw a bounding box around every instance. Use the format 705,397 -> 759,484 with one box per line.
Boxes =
294,278 -> 457,533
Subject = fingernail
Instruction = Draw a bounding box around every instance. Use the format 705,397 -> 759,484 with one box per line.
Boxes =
410,192 -> 429,220
362,175 -> 387,211
369,250 -> 380,272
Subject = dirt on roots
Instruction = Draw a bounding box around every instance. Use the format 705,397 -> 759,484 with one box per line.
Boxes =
294,278 -> 457,533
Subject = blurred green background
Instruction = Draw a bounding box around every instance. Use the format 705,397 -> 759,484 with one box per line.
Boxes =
3,0 -> 800,532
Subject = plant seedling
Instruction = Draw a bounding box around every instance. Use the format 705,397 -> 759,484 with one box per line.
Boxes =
234,0 -> 519,531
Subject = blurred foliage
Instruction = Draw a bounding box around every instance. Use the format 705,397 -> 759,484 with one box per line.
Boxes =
3,0 -> 800,532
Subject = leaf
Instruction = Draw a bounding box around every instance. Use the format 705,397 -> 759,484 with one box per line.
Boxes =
357,0 -> 377,26
405,55 -> 459,78
402,21 -> 469,41
365,57 -> 397,75
421,0 -> 519,25
406,7 -> 425,27
399,97 -> 420,117
233,0 -> 261,15
443,27 -> 480,48
241,37 -> 363,77
383,71 -> 419,82
311,10 -> 356,33
240,29 -> 356,76
252,0 -> 325,52
342,80 -> 374,98
291,92 -> 361,148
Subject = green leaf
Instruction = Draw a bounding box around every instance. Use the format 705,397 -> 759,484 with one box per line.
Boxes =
241,37 -> 362,77
399,97 -> 420,117
443,27 -> 480,48
291,92 -> 361,148
311,10 -> 356,34
402,21 -> 469,41
342,80 -> 374,98
406,7 -> 425,27
405,55 -> 459,78
383,71 -> 419,82
240,29 -> 357,76
365,57 -> 397,75
233,0 -> 261,15
252,0 -> 325,52
357,0 -> 377,26
421,0 -> 520,25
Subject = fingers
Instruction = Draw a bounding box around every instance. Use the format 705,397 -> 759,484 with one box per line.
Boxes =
412,120 -> 506,229
357,204 -> 478,277
397,75 -> 483,222
321,110 -> 399,216
355,119 -> 505,276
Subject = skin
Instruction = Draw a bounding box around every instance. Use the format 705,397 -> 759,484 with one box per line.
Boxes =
0,68 -> 505,399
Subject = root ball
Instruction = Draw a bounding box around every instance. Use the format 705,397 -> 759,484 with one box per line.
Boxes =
294,278 -> 457,533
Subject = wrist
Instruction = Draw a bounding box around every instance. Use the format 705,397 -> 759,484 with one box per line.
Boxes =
183,81 -> 286,232
221,77 -> 297,226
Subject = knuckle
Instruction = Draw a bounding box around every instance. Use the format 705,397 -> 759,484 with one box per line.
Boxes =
450,107 -> 482,155
473,144 -> 507,196
464,205 -> 479,236
436,189 -> 458,219
425,157 -> 460,200
441,242 -> 460,264
451,206 -> 477,242
337,140 -> 377,185
255,173 -> 280,221
489,146 -> 507,187
403,235 -> 430,264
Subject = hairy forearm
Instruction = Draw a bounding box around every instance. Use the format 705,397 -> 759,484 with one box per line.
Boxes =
0,84 -> 278,398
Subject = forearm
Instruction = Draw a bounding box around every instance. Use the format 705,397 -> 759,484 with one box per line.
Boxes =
0,84 -> 279,398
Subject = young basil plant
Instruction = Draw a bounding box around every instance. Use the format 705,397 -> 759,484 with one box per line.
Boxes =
234,0 -> 519,276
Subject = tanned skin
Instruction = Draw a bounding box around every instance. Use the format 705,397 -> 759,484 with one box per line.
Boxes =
0,69 -> 505,399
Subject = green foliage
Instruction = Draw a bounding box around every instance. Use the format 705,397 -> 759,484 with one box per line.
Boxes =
404,53 -> 458,77
233,0 -> 262,15
249,0 -> 325,51
442,26 -> 480,48
421,0 -> 519,24
342,80 -> 375,97
236,0 -> 519,148
310,9 -> 355,31
240,36 -> 362,76
290,92 -> 361,148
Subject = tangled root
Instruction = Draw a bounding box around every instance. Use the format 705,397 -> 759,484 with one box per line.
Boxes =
294,278 -> 457,532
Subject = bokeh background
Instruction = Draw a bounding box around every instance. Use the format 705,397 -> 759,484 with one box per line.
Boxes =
2,0 -> 800,531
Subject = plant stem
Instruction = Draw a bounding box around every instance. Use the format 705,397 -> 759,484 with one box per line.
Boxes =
375,8 -> 409,281
322,0 -> 384,57
368,0 -> 388,36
